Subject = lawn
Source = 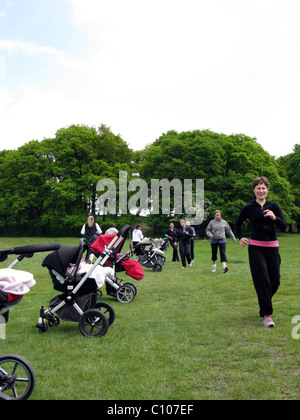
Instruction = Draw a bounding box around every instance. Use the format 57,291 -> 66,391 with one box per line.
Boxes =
0,234 -> 299,400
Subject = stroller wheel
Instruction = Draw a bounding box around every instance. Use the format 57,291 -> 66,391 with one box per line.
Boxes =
153,263 -> 162,272
0,354 -> 36,400
79,309 -> 109,337
95,301 -> 115,325
36,319 -> 48,334
116,284 -> 135,304
122,282 -> 137,297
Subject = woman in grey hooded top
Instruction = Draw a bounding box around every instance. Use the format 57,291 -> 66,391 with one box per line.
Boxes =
206,210 -> 236,273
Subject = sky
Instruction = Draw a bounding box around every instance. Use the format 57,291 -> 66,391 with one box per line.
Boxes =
0,0 -> 299,158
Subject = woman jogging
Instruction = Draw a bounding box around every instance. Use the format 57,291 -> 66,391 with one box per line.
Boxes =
206,210 -> 236,273
234,176 -> 287,328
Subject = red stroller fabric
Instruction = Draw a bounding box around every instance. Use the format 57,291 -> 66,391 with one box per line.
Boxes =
91,234 -> 144,280
121,260 -> 144,280
91,234 -> 118,254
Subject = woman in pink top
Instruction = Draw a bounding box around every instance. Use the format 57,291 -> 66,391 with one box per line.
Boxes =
234,176 -> 287,327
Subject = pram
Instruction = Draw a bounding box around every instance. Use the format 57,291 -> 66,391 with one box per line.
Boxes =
0,242 -> 60,400
135,237 -> 168,272
90,225 -> 144,302
36,224 -> 139,337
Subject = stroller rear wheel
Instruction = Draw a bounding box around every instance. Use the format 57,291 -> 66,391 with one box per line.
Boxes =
116,284 -> 135,303
122,282 -> 137,297
153,262 -> 163,272
95,301 -> 115,325
79,309 -> 109,337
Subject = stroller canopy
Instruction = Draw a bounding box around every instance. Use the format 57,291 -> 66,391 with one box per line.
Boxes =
42,246 -> 80,275
91,224 -> 130,255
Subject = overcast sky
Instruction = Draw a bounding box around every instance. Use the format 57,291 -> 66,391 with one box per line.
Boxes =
0,0 -> 299,157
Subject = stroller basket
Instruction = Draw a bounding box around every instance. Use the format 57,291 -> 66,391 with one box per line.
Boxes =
50,292 -> 98,322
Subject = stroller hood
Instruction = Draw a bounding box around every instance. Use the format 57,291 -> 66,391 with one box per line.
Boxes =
91,224 -> 130,255
42,245 -> 80,275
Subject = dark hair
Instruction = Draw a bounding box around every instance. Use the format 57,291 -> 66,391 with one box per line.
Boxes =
252,176 -> 270,189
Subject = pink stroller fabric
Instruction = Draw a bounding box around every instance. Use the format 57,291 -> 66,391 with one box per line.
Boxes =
0,269 -> 36,296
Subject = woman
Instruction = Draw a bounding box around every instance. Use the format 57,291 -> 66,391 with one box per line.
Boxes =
206,210 -> 236,273
234,176 -> 287,328
177,219 -> 194,268
166,222 -> 179,262
132,223 -> 143,247
81,216 -> 102,243
81,216 -> 102,262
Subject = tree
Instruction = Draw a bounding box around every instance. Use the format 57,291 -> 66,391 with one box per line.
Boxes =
137,130 -> 297,233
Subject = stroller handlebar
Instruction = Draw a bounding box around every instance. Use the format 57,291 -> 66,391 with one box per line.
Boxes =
0,243 -> 61,261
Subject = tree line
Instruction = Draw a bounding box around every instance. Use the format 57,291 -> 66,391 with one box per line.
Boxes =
0,124 -> 299,236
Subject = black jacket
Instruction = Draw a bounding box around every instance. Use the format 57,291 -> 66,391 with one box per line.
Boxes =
234,199 -> 287,241
178,226 -> 194,243
166,228 -> 178,243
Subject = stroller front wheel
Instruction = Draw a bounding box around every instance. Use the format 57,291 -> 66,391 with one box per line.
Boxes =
79,309 -> 109,337
0,354 -> 36,400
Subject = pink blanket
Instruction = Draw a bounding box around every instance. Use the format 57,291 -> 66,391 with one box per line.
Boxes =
0,269 -> 36,295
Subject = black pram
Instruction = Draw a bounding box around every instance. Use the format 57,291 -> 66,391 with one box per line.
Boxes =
36,224 -> 133,337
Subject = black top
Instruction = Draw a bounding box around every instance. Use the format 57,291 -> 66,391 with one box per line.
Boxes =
177,226 -> 194,243
166,228 -> 178,243
234,199 -> 287,241
84,223 -> 97,240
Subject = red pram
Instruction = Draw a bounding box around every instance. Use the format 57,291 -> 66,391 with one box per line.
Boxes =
91,228 -> 144,300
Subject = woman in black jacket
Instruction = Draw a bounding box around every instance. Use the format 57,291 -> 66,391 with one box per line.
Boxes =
235,176 -> 287,328
166,222 -> 180,262
177,219 -> 194,268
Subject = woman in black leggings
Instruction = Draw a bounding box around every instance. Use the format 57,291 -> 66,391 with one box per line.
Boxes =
234,176 -> 287,328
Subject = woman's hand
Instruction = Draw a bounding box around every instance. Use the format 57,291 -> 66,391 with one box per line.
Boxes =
264,209 -> 276,220
239,237 -> 249,247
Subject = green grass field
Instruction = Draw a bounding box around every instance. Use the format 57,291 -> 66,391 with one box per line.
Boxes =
0,234 -> 299,400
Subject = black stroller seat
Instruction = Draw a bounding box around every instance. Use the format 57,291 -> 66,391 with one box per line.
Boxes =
42,241 -> 97,295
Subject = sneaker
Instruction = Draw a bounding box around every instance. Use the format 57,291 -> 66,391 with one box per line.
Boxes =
262,315 -> 275,328
223,267 -> 228,273
211,264 -> 216,272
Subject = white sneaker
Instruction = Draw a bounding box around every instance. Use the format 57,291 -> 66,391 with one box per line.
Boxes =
211,264 -> 216,272
262,315 -> 275,328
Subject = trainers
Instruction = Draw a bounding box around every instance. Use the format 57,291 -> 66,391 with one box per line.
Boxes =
223,267 -> 228,273
211,264 -> 216,272
262,315 -> 275,328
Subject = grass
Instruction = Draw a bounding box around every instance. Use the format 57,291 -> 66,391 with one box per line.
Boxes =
0,234 -> 299,400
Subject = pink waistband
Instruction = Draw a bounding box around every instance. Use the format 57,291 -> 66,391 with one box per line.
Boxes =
249,239 -> 279,247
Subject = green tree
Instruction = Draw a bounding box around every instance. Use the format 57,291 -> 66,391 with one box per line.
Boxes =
138,130 -> 297,233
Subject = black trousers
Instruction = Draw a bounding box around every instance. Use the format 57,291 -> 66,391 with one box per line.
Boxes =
211,242 -> 227,263
248,245 -> 281,317
170,241 -> 179,261
179,242 -> 191,267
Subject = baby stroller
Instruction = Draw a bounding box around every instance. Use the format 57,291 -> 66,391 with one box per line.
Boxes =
135,237 -> 167,272
90,225 -> 144,302
0,242 -> 60,400
36,225 -> 135,337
